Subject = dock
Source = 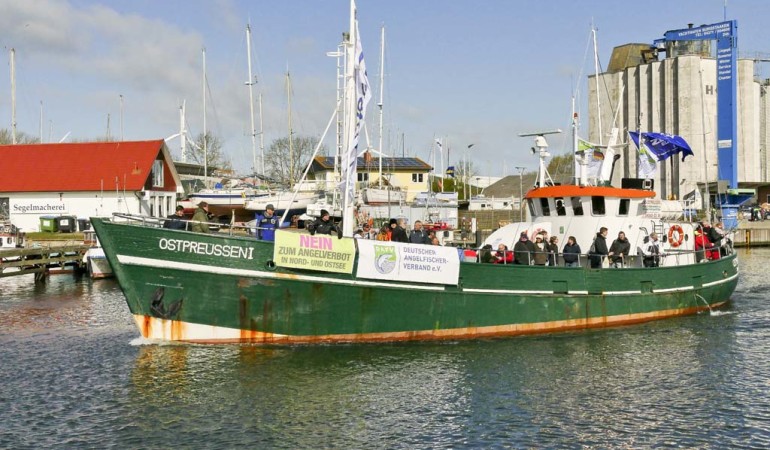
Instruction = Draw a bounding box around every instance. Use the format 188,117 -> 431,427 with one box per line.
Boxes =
0,244 -> 91,281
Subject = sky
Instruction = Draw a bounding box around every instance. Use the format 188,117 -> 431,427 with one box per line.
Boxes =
2,0 -> 770,178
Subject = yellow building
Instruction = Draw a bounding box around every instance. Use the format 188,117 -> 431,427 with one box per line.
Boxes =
308,156 -> 433,203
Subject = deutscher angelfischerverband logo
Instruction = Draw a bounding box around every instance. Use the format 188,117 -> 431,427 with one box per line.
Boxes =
374,244 -> 397,274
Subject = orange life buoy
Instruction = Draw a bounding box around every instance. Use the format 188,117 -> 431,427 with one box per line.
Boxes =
668,224 -> 684,247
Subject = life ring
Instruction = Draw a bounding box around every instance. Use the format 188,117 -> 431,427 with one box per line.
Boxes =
668,224 -> 684,247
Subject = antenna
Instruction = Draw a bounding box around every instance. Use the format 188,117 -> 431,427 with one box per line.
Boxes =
519,129 -> 562,188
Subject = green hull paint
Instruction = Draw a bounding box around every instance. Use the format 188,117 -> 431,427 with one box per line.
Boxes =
91,218 -> 739,343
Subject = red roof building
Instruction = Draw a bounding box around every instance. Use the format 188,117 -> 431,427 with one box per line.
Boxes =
0,140 -> 182,231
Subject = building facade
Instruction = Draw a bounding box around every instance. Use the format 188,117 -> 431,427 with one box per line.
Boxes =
0,140 -> 182,231
589,48 -> 770,204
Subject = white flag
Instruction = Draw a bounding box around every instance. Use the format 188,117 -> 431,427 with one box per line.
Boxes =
341,20 -> 372,207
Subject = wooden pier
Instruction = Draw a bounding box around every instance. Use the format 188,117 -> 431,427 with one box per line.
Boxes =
0,244 -> 91,281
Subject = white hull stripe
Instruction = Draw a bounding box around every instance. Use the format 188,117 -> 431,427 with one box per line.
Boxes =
463,272 -> 738,296
117,255 -> 445,291
117,255 -> 738,296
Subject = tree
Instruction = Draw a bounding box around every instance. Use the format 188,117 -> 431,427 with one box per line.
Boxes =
0,129 -> 39,145
188,131 -> 232,172
547,153 -> 575,181
264,135 -> 325,186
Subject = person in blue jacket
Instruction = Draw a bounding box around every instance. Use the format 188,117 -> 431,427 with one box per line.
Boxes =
255,204 -> 279,241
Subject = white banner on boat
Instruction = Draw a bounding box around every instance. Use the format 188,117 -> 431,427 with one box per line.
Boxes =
356,240 -> 460,285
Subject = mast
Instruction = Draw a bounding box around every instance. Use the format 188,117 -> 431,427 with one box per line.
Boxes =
287,71 -> 294,186
377,25 -> 385,189
246,24 -> 258,175
10,48 -> 16,144
202,47 -> 208,187
180,101 -> 187,163
259,93 -> 265,174
592,26 -> 602,145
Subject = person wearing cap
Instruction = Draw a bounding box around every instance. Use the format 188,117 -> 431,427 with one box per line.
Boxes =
163,205 -> 188,230
191,201 -> 211,233
255,204 -> 278,242
641,232 -> 662,267
361,223 -> 375,239
306,209 -> 341,237
513,231 -> 536,265
391,218 -> 409,243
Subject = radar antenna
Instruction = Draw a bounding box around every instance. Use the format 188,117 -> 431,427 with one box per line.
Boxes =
519,129 -> 562,188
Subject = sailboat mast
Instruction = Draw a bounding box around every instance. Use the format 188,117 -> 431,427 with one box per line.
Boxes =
259,93 -> 265,175
10,48 -> 16,145
287,71 -> 294,186
202,47 -> 208,187
180,101 -> 187,163
377,25 -> 385,189
246,24 -> 258,175
592,27 -> 602,145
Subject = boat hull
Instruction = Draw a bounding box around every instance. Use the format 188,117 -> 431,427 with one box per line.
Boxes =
91,218 -> 739,344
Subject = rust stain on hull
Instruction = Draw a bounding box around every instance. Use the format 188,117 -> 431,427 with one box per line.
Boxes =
133,302 -> 727,345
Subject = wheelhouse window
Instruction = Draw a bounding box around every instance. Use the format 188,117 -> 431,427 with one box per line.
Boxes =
618,198 -> 630,216
555,197 -> 566,216
540,198 -> 550,216
527,199 -> 536,218
591,196 -> 606,215
571,197 -> 584,216
152,160 -> 164,187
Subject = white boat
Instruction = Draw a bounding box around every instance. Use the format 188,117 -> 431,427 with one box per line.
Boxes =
468,195 -> 517,211
359,186 -> 407,205
85,247 -> 113,279
413,191 -> 459,206
244,191 -> 321,213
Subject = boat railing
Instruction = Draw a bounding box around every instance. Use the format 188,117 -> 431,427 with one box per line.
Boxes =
110,213 -> 255,237
471,244 -> 733,268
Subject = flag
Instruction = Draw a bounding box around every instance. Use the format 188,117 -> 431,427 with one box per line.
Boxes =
631,131 -> 694,162
629,131 -> 657,178
341,19 -> 372,207
446,166 -> 455,178
577,138 -> 603,179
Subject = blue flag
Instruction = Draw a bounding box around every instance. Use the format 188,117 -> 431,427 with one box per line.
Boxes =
630,131 -> 694,162
446,166 -> 455,178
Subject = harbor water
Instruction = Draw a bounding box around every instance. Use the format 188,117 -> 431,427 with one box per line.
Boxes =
1,249 -> 769,449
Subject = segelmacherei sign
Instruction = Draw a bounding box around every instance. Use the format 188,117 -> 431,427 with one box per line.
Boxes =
356,240 -> 460,285
274,230 -> 356,274
11,200 -> 68,214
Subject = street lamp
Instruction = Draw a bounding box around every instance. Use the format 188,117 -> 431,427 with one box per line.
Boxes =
515,166 -> 525,222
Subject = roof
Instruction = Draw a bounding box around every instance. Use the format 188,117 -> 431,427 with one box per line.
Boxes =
525,185 -> 656,199
0,140 -> 172,192
310,156 -> 432,172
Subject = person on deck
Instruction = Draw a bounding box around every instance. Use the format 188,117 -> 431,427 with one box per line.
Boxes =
391,218 -> 409,243
694,227 -> 713,262
375,224 -> 390,241
409,220 -> 430,244
255,204 -> 279,242
163,205 -> 188,230
703,221 -> 723,259
609,231 -> 630,268
190,202 -> 211,233
546,236 -> 559,266
478,244 -> 497,263
589,227 -> 610,268
562,236 -> 581,268
532,235 -> 548,266
494,244 -> 513,264
307,209 -> 341,237
642,232 -> 663,267
513,231 -> 536,265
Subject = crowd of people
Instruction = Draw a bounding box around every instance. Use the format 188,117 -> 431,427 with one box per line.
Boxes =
351,218 -> 441,245
479,221 -> 727,268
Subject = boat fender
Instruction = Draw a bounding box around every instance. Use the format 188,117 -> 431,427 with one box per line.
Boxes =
668,224 -> 684,247
265,260 -> 277,270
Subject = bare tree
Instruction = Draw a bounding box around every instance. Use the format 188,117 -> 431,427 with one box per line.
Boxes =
0,129 -> 39,144
188,131 -> 232,171
264,135 -> 325,186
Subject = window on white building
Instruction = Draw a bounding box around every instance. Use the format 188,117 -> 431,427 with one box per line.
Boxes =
152,160 -> 164,187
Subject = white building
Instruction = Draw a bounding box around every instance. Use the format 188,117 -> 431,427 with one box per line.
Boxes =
0,140 -> 182,232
